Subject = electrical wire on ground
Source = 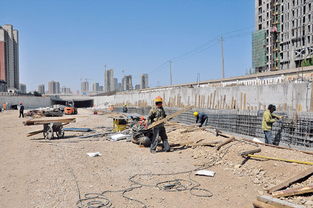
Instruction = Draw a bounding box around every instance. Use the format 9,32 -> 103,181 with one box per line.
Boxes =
74,140 -> 245,208
51,131 -> 260,208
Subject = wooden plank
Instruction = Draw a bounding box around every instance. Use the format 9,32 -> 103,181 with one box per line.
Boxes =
216,137 -> 235,150
268,167 -> 313,193
272,184 -> 313,197
240,148 -> 262,156
146,106 -> 193,130
191,140 -> 221,147
170,140 -> 221,148
27,130 -> 44,137
253,200 -> 279,208
24,118 -> 76,126
257,195 -> 305,208
180,126 -> 206,133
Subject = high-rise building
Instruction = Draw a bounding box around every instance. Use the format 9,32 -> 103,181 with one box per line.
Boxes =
61,86 -> 72,94
0,24 -> 19,91
122,75 -> 133,91
113,78 -> 117,92
38,84 -> 45,94
99,85 -> 104,92
81,81 -> 89,95
140,73 -> 149,89
19,83 -> 26,94
253,0 -> 313,72
92,82 -> 100,92
135,84 -> 140,90
104,69 -> 114,92
48,81 -> 60,94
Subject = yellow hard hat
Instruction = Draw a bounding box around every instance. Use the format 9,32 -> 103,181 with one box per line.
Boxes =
193,112 -> 199,117
154,96 -> 163,102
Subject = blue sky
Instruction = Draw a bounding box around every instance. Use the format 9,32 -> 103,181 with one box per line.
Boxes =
1,0 -> 255,91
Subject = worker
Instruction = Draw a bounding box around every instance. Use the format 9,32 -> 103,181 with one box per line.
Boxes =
122,104 -> 128,113
262,104 -> 283,144
147,96 -> 170,153
19,103 -> 24,118
193,111 -> 208,127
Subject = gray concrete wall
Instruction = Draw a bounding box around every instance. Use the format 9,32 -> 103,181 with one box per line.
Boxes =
93,81 -> 313,112
0,96 -> 51,109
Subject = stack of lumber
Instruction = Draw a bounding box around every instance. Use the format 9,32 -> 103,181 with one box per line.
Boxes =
24,117 -> 76,126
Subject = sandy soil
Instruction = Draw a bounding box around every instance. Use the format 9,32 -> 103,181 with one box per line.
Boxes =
0,109 -> 313,208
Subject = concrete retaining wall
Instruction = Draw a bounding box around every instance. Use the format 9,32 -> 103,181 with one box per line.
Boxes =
0,96 -> 52,109
93,81 -> 313,112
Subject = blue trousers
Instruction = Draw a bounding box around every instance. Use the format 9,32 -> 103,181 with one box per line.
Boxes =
264,131 -> 274,144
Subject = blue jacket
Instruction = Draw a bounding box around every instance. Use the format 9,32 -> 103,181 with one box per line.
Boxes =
196,113 -> 208,123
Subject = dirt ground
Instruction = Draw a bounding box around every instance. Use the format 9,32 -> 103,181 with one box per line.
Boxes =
1,109 -> 313,208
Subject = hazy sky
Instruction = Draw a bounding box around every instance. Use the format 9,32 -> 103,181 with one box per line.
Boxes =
0,0 -> 255,91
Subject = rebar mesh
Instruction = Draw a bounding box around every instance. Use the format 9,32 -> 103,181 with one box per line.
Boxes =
113,106 -> 313,150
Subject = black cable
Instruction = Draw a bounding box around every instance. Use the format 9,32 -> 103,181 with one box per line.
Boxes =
75,139 -> 247,207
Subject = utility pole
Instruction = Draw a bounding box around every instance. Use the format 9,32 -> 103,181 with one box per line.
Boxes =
197,73 -> 200,86
220,36 -> 225,79
169,60 -> 173,85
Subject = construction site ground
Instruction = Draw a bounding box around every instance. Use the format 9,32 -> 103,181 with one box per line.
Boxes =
1,109 -> 313,208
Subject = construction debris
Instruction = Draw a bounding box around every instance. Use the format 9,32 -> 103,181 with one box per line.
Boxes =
240,148 -> 262,157
216,137 -> 235,150
86,152 -> 102,157
256,195 -> 305,208
78,133 -> 104,139
110,133 -> 131,141
253,200 -> 277,208
268,167 -> 313,193
63,128 -> 93,132
272,184 -> 313,198
195,170 -> 215,177
25,106 -> 64,118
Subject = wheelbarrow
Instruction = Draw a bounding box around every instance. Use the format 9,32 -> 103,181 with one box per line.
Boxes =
24,117 -> 76,140
42,122 -> 65,140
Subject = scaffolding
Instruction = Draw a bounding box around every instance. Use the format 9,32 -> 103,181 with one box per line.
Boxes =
252,30 -> 267,69
270,0 -> 281,71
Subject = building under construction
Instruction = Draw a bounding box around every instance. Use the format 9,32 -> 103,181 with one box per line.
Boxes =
253,0 -> 313,72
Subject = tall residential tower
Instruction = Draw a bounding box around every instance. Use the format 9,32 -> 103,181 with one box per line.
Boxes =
0,24 -> 19,91
104,69 -> 115,92
253,0 -> 313,72
140,73 -> 149,89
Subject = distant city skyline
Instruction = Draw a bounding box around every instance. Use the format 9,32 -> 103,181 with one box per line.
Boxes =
0,0 -> 254,92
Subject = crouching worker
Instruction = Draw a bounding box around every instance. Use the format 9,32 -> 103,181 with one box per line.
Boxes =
193,111 -> 208,127
148,96 -> 170,153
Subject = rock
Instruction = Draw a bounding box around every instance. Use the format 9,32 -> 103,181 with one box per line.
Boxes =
215,161 -> 223,165
305,200 -> 313,206
258,190 -> 264,195
234,164 -> 241,169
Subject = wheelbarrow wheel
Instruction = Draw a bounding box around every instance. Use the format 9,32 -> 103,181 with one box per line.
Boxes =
43,128 -> 53,140
56,127 -> 64,138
